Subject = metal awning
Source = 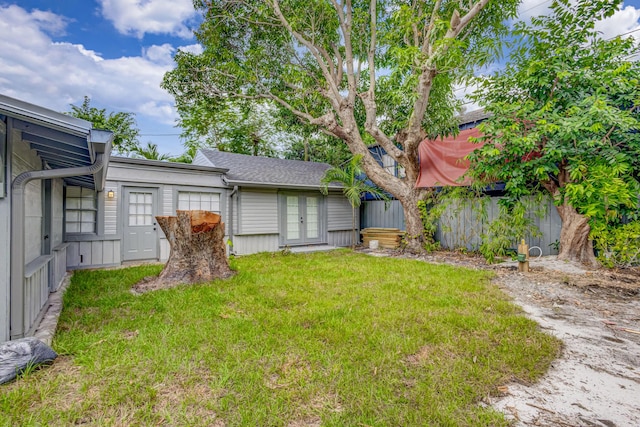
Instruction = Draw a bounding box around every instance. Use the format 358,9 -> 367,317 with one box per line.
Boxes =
0,94 -> 112,190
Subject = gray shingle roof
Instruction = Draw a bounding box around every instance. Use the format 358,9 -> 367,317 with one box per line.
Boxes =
198,148 -> 336,188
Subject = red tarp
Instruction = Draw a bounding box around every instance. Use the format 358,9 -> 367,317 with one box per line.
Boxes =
415,127 -> 484,188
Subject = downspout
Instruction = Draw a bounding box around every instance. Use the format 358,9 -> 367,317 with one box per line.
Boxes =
228,185 -> 238,255
10,153 -> 106,339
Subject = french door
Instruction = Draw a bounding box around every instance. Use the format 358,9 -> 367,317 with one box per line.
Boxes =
281,193 -> 323,245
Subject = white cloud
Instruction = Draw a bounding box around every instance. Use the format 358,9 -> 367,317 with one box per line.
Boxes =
98,0 -> 196,38
517,0 -> 640,42
178,43 -> 204,55
143,43 -> 175,65
516,0 -> 552,23
594,4 -> 640,42
0,5 -> 178,130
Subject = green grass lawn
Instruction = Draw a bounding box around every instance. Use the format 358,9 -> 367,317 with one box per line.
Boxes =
0,250 -> 560,426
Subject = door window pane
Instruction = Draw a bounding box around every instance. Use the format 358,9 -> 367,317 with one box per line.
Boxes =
306,197 -> 319,239
286,196 -> 300,239
128,191 -> 154,226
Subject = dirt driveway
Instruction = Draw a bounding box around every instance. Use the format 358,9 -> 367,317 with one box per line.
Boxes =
364,249 -> 640,426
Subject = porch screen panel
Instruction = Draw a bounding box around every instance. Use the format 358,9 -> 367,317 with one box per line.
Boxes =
306,197 -> 319,239
128,192 -> 153,226
286,196 -> 299,239
178,191 -> 220,213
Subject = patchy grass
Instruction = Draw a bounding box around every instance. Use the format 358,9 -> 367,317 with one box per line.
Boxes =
0,250 -> 561,426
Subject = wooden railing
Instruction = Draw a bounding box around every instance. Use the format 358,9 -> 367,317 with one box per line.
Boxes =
22,255 -> 52,336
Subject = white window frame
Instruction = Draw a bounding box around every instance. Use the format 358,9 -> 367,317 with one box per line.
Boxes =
177,191 -> 221,214
65,186 -> 97,234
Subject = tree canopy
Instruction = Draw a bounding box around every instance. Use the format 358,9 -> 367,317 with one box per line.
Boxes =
67,96 -> 141,155
467,0 -> 640,266
162,0 -> 520,251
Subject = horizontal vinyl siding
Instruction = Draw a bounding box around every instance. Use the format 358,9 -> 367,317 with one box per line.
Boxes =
239,190 -> 278,234
327,230 -> 354,247
163,185 -> 173,215
233,234 -> 279,255
104,181 -> 118,235
327,194 -> 353,231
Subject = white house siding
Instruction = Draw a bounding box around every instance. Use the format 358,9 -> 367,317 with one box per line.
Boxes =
327,193 -> 356,247
238,189 -> 279,234
12,137 -> 43,265
104,180 -> 118,235
233,234 -> 279,255
0,120 -> 10,342
107,163 -> 226,188
162,185 -> 173,215
327,194 -> 354,231
327,230 -> 353,247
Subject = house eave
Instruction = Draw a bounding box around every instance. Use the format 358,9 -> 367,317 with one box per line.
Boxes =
225,179 -> 342,191
109,156 -> 229,174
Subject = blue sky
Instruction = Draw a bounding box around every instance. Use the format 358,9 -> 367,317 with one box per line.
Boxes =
1,0 -> 639,156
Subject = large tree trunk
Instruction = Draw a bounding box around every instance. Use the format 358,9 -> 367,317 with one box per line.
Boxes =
398,192 -> 425,253
555,202 -> 600,268
133,210 -> 235,293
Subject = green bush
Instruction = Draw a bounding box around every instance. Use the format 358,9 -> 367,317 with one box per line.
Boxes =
592,221 -> 640,268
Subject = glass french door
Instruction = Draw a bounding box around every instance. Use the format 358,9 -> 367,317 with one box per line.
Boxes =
282,194 -> 322,245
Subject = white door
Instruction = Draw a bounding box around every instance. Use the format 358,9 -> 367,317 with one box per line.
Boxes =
282,194 -> 322,245
123,188 -> 158,261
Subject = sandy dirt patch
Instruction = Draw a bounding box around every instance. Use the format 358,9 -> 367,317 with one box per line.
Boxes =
362,249 -> 640,426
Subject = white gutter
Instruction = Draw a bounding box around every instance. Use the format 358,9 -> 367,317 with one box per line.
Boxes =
10,154 -> 106,339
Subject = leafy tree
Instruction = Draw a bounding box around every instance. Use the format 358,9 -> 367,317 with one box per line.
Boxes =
177,98 -> 279,157
162,0 -> 519,251
131,142 -> 172,161
320,155 -> 389,248
467,0 -> 640,267
67,96 -> 140,155
283,133 -> 351,166
168,146 -> 198,164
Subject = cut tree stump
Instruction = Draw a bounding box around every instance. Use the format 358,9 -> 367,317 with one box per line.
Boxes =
133,210 -> 235,293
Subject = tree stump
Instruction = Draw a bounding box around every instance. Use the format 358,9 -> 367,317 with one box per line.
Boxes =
133,210 -> 235,293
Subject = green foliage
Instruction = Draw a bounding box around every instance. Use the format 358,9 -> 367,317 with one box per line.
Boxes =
417,192 -> 448,252
592,221 -> 640,268
283,133 -> 351,166
66,96 -> 140,155
479,198 -> 544,264
176,99 -> 280,157
131,142 -> 171,161
320,155 -> 389,209
467,0 -> 640,259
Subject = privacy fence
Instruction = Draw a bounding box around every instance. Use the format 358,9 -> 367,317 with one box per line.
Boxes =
361,197 -> 562,256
